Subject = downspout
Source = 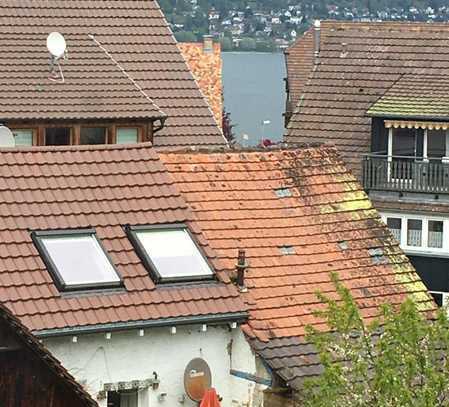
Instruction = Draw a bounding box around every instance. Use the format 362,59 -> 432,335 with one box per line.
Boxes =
153,117 -> 167,134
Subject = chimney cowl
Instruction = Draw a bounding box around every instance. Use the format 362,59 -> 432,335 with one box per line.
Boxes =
236,249 -> 248,288
203,35 -> 214,54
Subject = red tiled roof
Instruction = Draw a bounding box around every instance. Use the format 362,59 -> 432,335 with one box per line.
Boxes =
284,27 -> 315,122
178,42 -> 223,127
285,21 -> 449,177
160,146 -> 434,386
0,1 -> 226,147
0,143 -> 246,334
0,301 -> 97,406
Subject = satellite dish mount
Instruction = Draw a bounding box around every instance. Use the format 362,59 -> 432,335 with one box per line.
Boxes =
47,32 -> 67,83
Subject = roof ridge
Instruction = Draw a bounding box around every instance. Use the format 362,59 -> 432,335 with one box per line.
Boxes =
0,141 -> 155,154
159,143 -> 335,155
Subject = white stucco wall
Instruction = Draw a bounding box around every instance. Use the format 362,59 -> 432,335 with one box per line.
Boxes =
43,324 -> 269,407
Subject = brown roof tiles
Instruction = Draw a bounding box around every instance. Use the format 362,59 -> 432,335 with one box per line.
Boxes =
0,1 -> 226,147
0,143 -> 246,334
285,21 -> 449,177
160,145 -> 434,387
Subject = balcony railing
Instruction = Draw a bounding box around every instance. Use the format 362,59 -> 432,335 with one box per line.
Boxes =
362,154 -> 449,194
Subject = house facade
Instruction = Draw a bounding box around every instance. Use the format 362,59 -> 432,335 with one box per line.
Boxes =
0,302 -> 97,407
0,143 -> 263,407
0,1 -> 226,149
285,21 -> 449,308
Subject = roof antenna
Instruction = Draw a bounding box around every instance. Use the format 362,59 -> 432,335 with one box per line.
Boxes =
47,32 -> 67,83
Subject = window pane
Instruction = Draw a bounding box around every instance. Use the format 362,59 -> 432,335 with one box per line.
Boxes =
41,234 -> 120,287
45,128 -> 71,145
428,220 -> 444,248
387,217 -> 401,242
13,129 -> 33,146
117,128 -> 138,144
427,130 -> 446,158
431,292 -> 443,307
392,128 -> 416,156
135,229 -> 213,279
407,219 -> 422,247
80,127 -> 106,145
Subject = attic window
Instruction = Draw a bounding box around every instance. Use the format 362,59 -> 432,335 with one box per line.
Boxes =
31,229 -> 122,291
275,188 -> 292,198
126,225 -> 214,283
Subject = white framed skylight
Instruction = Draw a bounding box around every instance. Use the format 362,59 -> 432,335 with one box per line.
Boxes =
126,224 -> 214,283
32,229 -> 122,291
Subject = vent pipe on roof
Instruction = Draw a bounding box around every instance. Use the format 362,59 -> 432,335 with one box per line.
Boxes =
236,249 -> 248,289
314,20 -> 321,65
203,35 -> 214,54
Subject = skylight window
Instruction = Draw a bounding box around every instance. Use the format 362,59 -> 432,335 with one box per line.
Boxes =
126,225 -> 214,283
32,229 -> 121,291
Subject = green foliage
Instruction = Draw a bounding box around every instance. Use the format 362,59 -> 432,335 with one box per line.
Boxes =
174,31 -> 197,42
239,37 -> 256,51
303,273 -> 449,407
220,37 -> 233,51
256,40 -> 275,52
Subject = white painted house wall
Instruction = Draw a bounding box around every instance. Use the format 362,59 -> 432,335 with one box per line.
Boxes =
43,324 -> 269,407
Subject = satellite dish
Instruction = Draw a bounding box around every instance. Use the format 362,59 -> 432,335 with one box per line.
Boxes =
0,126 -> 15,148
47,32 -> 67,58
183,358 -> 212,402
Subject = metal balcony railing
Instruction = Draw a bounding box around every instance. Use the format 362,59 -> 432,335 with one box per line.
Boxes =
362,154 -> 449,194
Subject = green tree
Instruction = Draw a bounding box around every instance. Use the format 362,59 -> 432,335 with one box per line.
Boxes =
220,37 -> 233,51
174,31 -> 197,42
239,37 -> 256,51
303,273 -> 449,407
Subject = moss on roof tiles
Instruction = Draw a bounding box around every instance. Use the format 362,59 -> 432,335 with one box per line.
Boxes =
368,74 -> 449,120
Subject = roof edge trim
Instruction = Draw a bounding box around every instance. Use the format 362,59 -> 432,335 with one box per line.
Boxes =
33,312 -> 249,338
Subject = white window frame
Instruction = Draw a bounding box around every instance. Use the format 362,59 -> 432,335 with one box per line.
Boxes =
380,212 -> 448,256
429,290 -> 449,307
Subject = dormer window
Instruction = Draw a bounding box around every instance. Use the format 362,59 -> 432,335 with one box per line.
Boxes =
126,225 -> 214,283
31,229 -> 122,291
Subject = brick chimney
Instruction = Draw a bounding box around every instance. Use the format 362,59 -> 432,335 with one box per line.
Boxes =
203,35 -> 214,54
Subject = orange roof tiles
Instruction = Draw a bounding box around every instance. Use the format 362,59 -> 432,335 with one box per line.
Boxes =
0,1 -> 226,147
160,146 -> 434,386
0,143 -> 246,334
178,42 -> 223,127
285,21 -> 449,177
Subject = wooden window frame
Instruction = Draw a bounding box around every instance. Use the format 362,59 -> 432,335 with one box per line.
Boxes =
115,125 -> 146,144
5,120 -> 153,146
79,125 -> 110,146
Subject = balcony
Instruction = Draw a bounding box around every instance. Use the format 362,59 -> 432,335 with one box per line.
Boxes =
362,154 -> 449,194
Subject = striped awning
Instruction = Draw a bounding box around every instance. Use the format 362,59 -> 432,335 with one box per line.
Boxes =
385,120 -> 449,130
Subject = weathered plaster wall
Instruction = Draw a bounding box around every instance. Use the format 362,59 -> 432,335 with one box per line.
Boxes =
43,325 -> 268,407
